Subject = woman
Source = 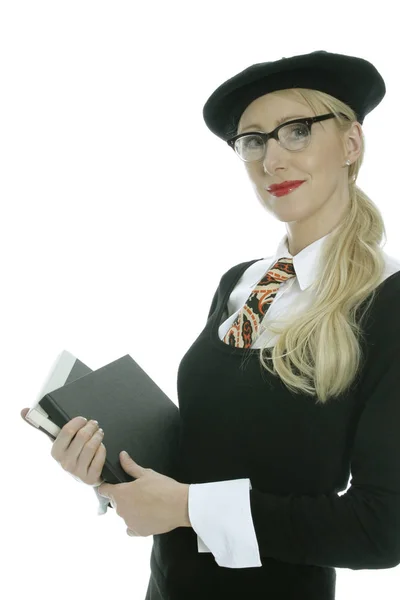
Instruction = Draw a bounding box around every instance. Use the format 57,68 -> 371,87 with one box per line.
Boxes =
21,49 -> 400,599
143,49 -> 400,599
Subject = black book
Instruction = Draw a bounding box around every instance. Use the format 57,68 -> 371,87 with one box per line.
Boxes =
26,350 -> 181,485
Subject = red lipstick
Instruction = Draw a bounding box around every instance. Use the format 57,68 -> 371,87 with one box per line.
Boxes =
267,180 -> 306,197
267,180 -> 306,192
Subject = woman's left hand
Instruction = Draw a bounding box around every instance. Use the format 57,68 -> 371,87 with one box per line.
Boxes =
97,451 -> 190,537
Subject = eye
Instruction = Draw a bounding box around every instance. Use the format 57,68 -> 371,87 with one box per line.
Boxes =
286,124 -> 308,138
247,135 -> 263,146
239,134 -> 264,147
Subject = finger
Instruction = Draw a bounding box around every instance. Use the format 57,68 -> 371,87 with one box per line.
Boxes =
77,426 -> 104,466
59,421 -> 103,475
51,417 -> 96,462
21,408 -> 29,420
84,438 -> 107,484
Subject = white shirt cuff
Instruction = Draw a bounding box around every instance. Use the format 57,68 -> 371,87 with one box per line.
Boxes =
188,478 -> 261,568
93,485 -> 109,515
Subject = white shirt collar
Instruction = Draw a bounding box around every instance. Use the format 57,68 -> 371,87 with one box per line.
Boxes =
269,229 -> 336,291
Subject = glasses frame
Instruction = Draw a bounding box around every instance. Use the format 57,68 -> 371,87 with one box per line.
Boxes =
227,112 -> 348,162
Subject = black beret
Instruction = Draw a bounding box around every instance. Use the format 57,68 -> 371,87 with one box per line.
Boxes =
202,50 -> 386,142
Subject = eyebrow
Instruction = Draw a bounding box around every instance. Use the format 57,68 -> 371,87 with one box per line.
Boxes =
240,114 -> 308,133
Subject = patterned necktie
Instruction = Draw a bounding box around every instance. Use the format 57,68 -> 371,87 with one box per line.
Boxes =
223,257 -> 297,348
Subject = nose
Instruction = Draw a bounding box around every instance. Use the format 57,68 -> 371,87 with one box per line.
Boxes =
261,137 -> 287,174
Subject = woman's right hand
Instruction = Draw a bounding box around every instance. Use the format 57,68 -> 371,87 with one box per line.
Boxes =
21,408 -> 107,487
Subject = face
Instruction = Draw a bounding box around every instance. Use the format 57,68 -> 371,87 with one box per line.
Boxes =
236,92 -> 363,256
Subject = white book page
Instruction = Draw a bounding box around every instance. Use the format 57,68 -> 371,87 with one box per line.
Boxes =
25,349 -> 78,436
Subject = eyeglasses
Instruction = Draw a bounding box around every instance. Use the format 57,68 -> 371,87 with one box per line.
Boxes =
227,113 -> 348,162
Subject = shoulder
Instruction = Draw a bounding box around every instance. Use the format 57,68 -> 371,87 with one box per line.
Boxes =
362,264 -> 400,342
376,252 -> 400,298
220,257 -> 266,283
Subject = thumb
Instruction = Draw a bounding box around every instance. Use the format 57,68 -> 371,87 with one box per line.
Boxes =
21,408 -> 29,420
119,451 -> 146,477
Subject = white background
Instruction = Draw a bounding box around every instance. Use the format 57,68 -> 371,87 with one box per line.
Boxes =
2,1 -> 399,599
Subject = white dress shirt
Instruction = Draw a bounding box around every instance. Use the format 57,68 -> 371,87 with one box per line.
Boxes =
93,230 -> 400,569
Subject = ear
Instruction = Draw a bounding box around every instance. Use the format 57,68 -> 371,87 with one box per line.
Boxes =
344,121 -> 363,164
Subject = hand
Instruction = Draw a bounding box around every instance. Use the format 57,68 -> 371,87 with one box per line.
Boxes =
21,408 -> 107,487
97,451 -> 190,537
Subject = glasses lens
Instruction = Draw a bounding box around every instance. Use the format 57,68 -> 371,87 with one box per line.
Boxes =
279,123 -> 309,150
235,134 -> 265,162
235,123 -> 310,161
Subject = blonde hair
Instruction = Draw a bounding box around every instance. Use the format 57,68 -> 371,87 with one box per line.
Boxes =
237,88 -> 387,404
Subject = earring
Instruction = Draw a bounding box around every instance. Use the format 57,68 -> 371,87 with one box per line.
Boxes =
345,159 -> 351,166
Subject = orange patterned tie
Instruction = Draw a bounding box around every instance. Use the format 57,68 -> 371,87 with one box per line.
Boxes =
223,257 -> 296,348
